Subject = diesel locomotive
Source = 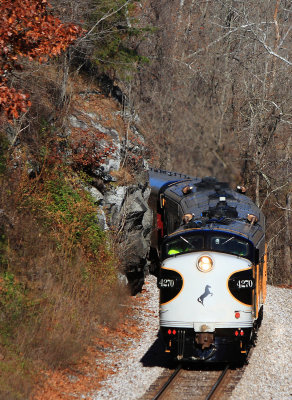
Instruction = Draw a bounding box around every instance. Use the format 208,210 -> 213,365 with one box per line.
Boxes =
149,168 -> 267,363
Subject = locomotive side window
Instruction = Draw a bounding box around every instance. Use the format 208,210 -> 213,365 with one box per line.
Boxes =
209,234 -> 251,258
164,198 -> 181,235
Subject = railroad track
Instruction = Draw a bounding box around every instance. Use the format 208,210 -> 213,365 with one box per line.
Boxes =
205,364 -> 230,400
142,363 -> 243,400
151,364 -> 183,400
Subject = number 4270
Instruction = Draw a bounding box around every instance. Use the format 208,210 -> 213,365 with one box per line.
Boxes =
236,279 -> 254,289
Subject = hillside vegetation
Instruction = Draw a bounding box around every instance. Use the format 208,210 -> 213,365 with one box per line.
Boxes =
0,1 -> 291,399
0,1 -> 149,398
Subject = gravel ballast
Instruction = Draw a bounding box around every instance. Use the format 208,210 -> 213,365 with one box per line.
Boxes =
92,275 -> 163,400
92,277 -> 291,400
231,285 -> 292,400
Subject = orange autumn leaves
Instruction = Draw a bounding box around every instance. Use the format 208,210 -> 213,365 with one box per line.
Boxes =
0,0 -> 83,120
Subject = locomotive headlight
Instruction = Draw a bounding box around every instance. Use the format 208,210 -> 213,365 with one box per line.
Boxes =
197,255 -> 213,272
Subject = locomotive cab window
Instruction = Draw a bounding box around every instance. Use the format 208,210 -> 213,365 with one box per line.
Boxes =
208,233 -> 252,259
162,232 -> 204,258
161,231 -> 253,261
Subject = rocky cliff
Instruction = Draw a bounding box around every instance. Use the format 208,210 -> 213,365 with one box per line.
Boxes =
66,86 -> 152,292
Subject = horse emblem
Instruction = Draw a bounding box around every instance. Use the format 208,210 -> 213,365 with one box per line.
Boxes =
197,285 -> 213,306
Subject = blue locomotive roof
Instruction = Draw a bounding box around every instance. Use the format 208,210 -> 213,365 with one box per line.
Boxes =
149,168 -> 193,197
148,168 -> 265,249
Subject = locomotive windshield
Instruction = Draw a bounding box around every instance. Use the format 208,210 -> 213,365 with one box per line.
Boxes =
162,231 -> 253,260
209,233 -> 250,257
164,234 -> 204,256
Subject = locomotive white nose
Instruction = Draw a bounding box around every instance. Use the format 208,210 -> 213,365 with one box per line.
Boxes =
160,251 -> 253,327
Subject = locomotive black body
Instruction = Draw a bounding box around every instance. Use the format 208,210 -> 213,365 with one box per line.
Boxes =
149,168 -> 267,363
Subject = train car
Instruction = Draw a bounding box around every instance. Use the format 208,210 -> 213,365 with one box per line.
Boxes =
149,168 -> 267,363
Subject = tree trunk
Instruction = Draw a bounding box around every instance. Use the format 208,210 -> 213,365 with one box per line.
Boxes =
284,192 -> 291,285
255,172 -> 260,207
60,51 -> 70,106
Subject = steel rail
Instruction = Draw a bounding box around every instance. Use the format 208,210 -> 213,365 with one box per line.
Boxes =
151,364 -> 182,400
205,364 -> 230,400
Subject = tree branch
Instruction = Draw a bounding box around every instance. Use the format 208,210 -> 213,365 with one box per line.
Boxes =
78,0 -> 131,43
